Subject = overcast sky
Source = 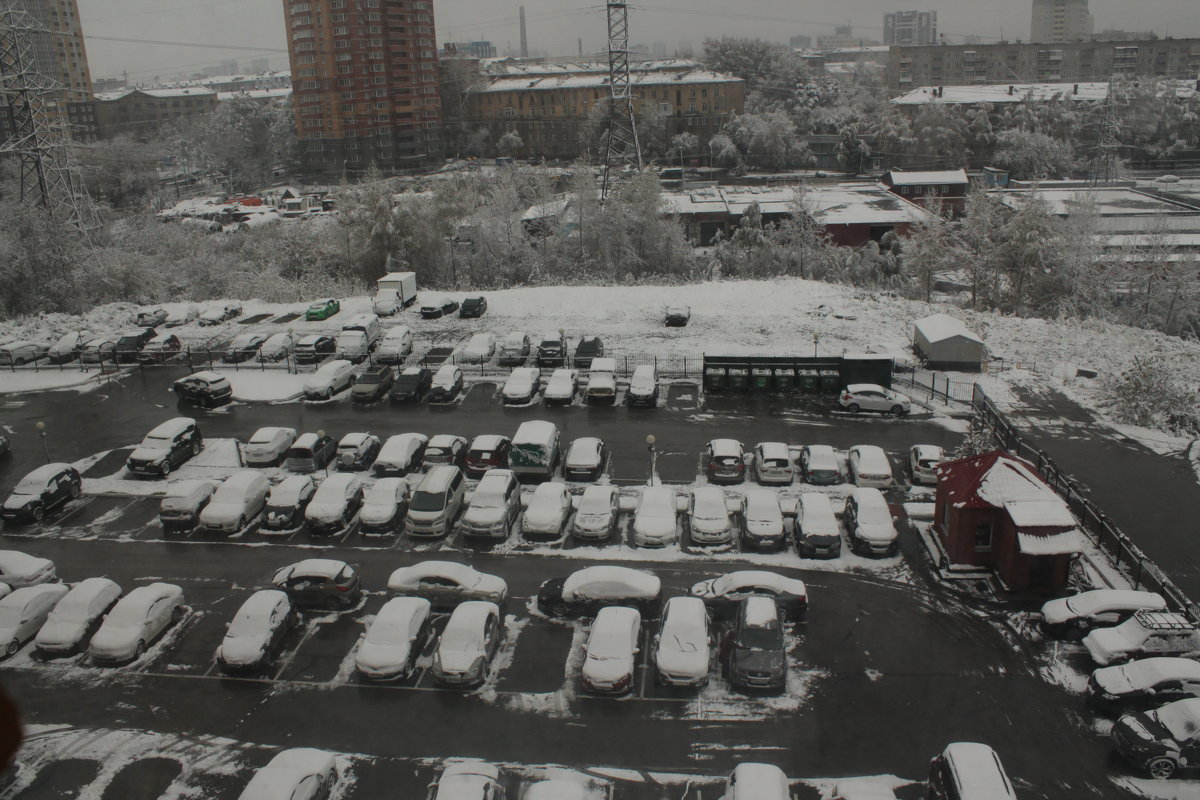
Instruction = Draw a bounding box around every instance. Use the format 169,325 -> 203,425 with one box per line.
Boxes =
77,0 -> 1200,82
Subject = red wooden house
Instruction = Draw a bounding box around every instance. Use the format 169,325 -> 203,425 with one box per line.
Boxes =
934,450 -> 1082,591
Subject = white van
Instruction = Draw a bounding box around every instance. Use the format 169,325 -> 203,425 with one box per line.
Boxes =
405,465 -> 467,537
797,493 -> 842,559
928,743 -> 1017,800
335,331 -> 370,364
509,421 -> 561,481
341,313 -> 381,348
375,326 -> 413,364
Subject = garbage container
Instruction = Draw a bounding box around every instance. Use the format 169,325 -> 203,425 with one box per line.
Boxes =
818,369 -> 841,394
796,369 -> 818,393
773,367 -> 795,392
704,366 -> 727,393
751,367 -> 772,392
727,367 -> 749,392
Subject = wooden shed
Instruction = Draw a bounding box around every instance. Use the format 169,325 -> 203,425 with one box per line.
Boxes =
912,313 -> 986,372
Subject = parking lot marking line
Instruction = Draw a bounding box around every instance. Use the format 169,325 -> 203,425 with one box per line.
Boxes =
272,623 -> 319,681
54,496 -> 96,526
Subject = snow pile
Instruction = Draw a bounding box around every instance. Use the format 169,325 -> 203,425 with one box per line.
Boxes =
215,370 -> 308,402
81,439 -> 244,497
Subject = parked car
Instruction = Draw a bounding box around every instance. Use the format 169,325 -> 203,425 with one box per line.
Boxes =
633,486 -> 679,548
653,596 -> 710,687
705,439 -> 746,484
497,332 -> 530,366
428,761 -> 503,800
0,340 -> 49,367
374,433 -> 429,476
543,368 -> 578,405
334,330 -> 370,364
171,371 -> 233,408
1111,698 -> 1200,780
271,558 -> 362,610
137,333 -> 182,364
461,333 -> 496,363
79,337 -> 118,364
356,596 -> 432,681
224,332 -> 269,363
375,326 -> 414,364
284,432 -> 338,473
34,577 -> 122,656
405,466 -> 467,538
459,295 -> 488,318
305,472 -> 364,534
573,336 -> 605,369
721,596 -> 787,692
584,357 -> 618,404
582,606 -> 641,694
428,364 -> 465,402
47,331 -> 87,364
847,445 -> 894,488
243,426 -> 297,467
335,432 -> 381,471
0,551 -> 55,589
799,445 -> 843,485
134,307 -> 168,328
627,364 -> 658,407
465,435 -> 511,478
1041,590 -> 1168,640
571,485 -> 621,543
664,305 -> 691,327
199,471 -> 270,534
158,480 -> 218,534
216,590 -> 295,674
432,600 -> 502,688
1084,611 -> 1200,666
390,366 -> 433,402
0,584 -> 70,658
839,383 -> 911,416
460,469 -> 521,539
303,359 -> 356,400
909,444 -> 945,485
927,743 -> 1017,800
304,298 -> 340,321
1088,657 -> 1200,714
115,329 -> 156,362
509,421 -> 561,482
237,748 -> 338,800
521,482 -> 572,540
420,296 -> 459,319
752,442 -> 793,485
742,489 -> 786,552
686,486 -> 739,547
537,565 -> 662,618
501,367 -> 541,404
564,437 -> 607,481
163,305 -> 199,328
796,493 -> 842,558
1,464 -> 82,523
359,478 -> 409,536
423,434 -> 468,469
845,487 -> 898,557
691,570 -> 808,621
261,476 -> 316,533
199,302 -> 242,326
388,561 -> 508,610
125,417 -> 202,477
535,331 -> 567,367
293,334 -> 336,365
89,582 -> 184,664
723,765 -> 790,800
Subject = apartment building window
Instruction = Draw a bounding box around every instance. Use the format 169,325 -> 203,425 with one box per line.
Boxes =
293,29 -> 313,39
335,40 -> 350,48
333,26 -> 349,35
300,80 -> 319,89
296,68 -> 316,78
303,119 -> 323,128
502,107 -> 516,118
332,13 -> 346,21
373,76 -> 386,84
366,12 -> 381,20
290,2 -> 310,12
371,64 -> 385,72
291,16 -> 311,26
340,104 -> 353,113
368,51 -> 384,59
297,55 -> 315,64
375,88 -> 388,97
295,42 -> 313,51
336,53 -> 352,61
337,66 -> 352,74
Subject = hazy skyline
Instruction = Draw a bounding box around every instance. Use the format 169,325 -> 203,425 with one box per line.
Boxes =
76,0 -> 1200,81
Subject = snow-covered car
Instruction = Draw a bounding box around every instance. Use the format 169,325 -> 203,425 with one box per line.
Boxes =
723,764 -> 789,800
0,550 -> 57,587
34,577 -> 122,656
460,469 -> 521,539
537,565 -> 662,618
429,761 -> 504,800
423,434 -> 468,469
293,334 -> 336,365
158,480 -> 218,534
334,330 -> 370,363
501,367 -> 541,404
1084,611 -> 1200,666
799,444 -> 843,485
461,332 -> 497,363
216,590 -> 295,674
374,433 -> 429,476
163,304 -> 199,327
845,487 -> 897,556
909,444 -> 945,485
236,748 -> 338,800
355,596 -> 432,681
304,298 -> 340,321
1,464 -> 81,523
431,600 -> 502,688
653,595 -> 710,687
1041,590 -> 1168,640
1111,698 -> 1200,780
579,606 -> 641,696
136,332 -> 182,364
521,482 -> 572,540
705,439 -> 746,484
543,368 -> 578,405
632,486 -> 679,548
261,475 -> 316,533
847,445 -> 894,488
114,329 -> 156,363
224,332 -> 269,364
1088,657 -> 1200,714
691,570 -> 808,621
742,489 -> 786,552
664,305 -> 691,327
563,436 -> 607,481
47,331 -> 87,364
428,364 -> 465,403
686,486 -> 738,547
272,559 -> 361,610
927,743 -> 1017,800
570,485 -> 620,542
303,359 -> 356,400
0,584 -> 69,658
0,341 -> 48,366
284,432 -> 338,473
375,326 -> 414,365
125,417 -> 202,477
171,371 -> 233,408
199,471 -> 270,534
304,472 -> 364,535
89,582 -> 184,664
796,492 -> 842,558
388,561 -> 508,610
497,332 -> 530,366
752,442 -> 793,485
243,426 -> 297,467
723,596 -> 787,691
135,307 -> 168,327
359,477 -> 409,536
584,357 -> 617,403
198,302 -> 242,326
79,337 -> 117,364
420,296 -> 458,319
626,364 -> 658,408
839,383 -> 911,416
465,434 -> 511,478
336,432 -> 381,471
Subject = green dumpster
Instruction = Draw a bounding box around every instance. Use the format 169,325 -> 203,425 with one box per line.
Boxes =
728,367 -> 749,391
704,366 -> 727,393
773,368 -> 795,392
796,369 -> 819,393
818,369 -> 841,394
751,367 -> 772,391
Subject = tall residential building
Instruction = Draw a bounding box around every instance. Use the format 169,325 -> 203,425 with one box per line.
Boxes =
2,0 -> 93,123
283,0 -> 443,177
883,11 -> 937,47
1031,0 -> 1093,43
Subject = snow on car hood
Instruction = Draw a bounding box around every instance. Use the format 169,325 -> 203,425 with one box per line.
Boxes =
306,500 -> 346,524
35,619 -> 83,648
360,502 -> 396,526
356,640 -> 411,673
129,444 -> 169,461
89,626 -> 138,658
436,647 -> 483,674
2,494 -> 34,510
303,375 -> 335,392
219,631 -> 270,665
656,637 -> 708,679
584,651 -> 633,683
524,503 -> 564,528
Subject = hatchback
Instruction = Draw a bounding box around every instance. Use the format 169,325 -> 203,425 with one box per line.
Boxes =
1,464 -> 82,523
261,476 -> 316,533
459,295 -> 488,318
351,364 -> 395,403
172,371 -> 233,408
570,485 -> 620,542
521,482 -> 572,540
216,590 -> 295,674
293,334 -> 336,365
799,444 -> 842,485
336,432 -> 382,471
581,606 -> 641,694
839,383 -> 911,416
432,601 -> 502,688
461,333 -> 496,363
304,298 -> 340,321
653,596 -> 710,687
465,435 -> 511,478
271,559 -> 362,610
722,596 -> 786,692
564,437 -> 607,482
224,332 -> 268,363
705,439 -> 746,484
909,444 -> 945,485
497,332 -> 530,366
428,364 -> 465,402
374,433 -> 429,476
424,434 -> 468,469
847,445 -> 894,488
751,442 -> 793,485
137,333 -> 182,364
460,469 -> 521,539
356,596 -> 432,680
420,296 -> 459,319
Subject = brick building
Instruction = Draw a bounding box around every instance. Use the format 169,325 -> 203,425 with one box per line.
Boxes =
4,0 -> 93,137
83,87 -> 218,140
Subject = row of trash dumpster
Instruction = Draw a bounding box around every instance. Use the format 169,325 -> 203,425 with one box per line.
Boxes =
705,366 -> 843,393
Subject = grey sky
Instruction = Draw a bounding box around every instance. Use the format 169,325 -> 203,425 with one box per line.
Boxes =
78,0 -> 1200,82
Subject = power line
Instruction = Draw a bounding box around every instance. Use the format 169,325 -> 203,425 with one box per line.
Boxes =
83,34 -> 287,53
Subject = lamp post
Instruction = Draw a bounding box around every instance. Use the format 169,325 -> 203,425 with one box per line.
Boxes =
35,421 -> 49,463
317,429 -> 329,475
645,434 -> 657,487
812,332 -> 820,358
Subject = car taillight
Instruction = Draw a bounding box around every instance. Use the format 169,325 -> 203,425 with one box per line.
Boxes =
335,585 -> 349,592
709,462 -> 718,470
842,392 -> 852,400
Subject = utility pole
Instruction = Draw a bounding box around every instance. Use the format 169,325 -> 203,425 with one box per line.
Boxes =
600,0 -> 641,202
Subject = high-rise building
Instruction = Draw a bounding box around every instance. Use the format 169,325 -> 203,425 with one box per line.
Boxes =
789,35 -> 812,50
3,0 -> 93,106
883,11 -> 937,47
1031,0 -> 1093,43
283,0 -> 443,177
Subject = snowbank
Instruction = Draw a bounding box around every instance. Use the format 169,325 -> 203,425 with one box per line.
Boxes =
215,370 -> 308,402
0,368 -> 114,395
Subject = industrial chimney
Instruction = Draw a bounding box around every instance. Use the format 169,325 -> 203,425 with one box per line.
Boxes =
520,6 -> 528,58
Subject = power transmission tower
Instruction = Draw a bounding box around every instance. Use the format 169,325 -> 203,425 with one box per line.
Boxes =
0,4 -> 100,234
1089,78 -> 1123,186
600,0 -> 641,202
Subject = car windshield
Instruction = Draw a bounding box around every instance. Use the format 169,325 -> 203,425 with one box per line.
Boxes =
471,491 -> 504,509
358,372 -> 385,384
308,302 -> 326,310
440,624 -> 484,652
395,375 -> 420,388
1155,703 -> 1200,741
249,431 -> 276,444
425,448 -> 450,461
762,458 -> 788,468
227,611 -> 267,638
713,456 -> 740,466
410,490 -> 445,512
106,604 -> 148,628
140,434 -> 173,450
737,623 -> 783,651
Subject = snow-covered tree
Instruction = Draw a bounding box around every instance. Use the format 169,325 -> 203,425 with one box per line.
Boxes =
1102,354 -> 1200,435
497,130 -> 524,157
992,129 -> 1077,180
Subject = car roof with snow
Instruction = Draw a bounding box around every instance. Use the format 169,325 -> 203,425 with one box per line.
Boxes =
0,550 -> 52,570
446,600 -> 498,629
315,359 -> 351,375
433,364 -> 460,382
236,589 -> 289,618
364,477 -> 407,503
638,486 -> 676,512
728,763 -> 788,800
14,463 -> 74,492
525,781 -> 588,800
249,426 -> 290,442
562,566 -> 660,600
382,326 -> 411,341
714,570 -> 806,596
338,432 -> 373,448
469,435 -> 507,451
577,484 -> 617,511
709,438 -> 743,456
566,437 -> 603,464
847,383 -> 889,393
428,434 -> 465,449
379,432 -> 427,456
742,595 -> 781,626
1105,657 -> 1200,688
1066,590 -> 1166,616
277,558 -> 352,581
530,481 -> 567,502
146,418 -> 194,438
215,471 -> 266,495
186,370 -> 225,383
513,421 -> 558,444
297,334 -> 327,345
400,366 -> 424,376
691,485 -> 729,509
268,476 -> 313,504
418,465 -> 461,493
941,743 -> 1015,797
501,331 -> 527,345
912,444 -> 944,460
539,331 -> 562,342
757,441 -> 790,460
389,560 -> 485,588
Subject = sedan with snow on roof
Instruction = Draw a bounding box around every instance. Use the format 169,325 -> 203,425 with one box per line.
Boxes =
0,551 -> 56,588
465,435 -> 510,478
47,331 -> 87,364
742,489 -> 786,552
571,485 -> 620,542
199,472 -> 270,534
335,432 -> 381,471
89,582 -> 184,665
1,464 -> 81,523
428,761 -> 503,800
256,331 -> 295,362
272,559 -> 361,610
686,486 -> 739,547
293,334 -> 336,365
521,482 -> 572,541
581,606 -> 641,694
164,304 -> 199,327
1088,657 -> 1200,714
79,337 -> 117,364
428,364 -> 465,403
752,442 -> 793,485
1084,611 -> 1200,666
839,383 -> 910,416
359,478 -> 409,536
216,590 -> 295,674
909,444 -> 944,485
303,298 -> 340,321
543,368 -> 577,405
303,359 -> 356,400
537,565 -> 662,618
705,439 -> 746,484
351,364 -> 394,403
423,434 -> 468,470
0,341 -> 49,367
564,437 -> 607,482
125,417 -> 202,477
388,561 -> 508,611
845,487 -> 898,556
632,487 -> 679,548
690,570 -> 808,621
497,332 -> 530,366
356,596 -> 432,681
420,296 -> 458,319
304,473 -> 364,535
260,476 -> 316,534
501,367 -> 541,404
34,577 -> 122,656
1111,697 -> 1200,779
224,332 -> 269,363
1041,590 -> 1168,641
461,332 -> 497,363
722,596 -> 787,692
799,444 -> 843,486
199,302 -> 242,326
136,333 -> 182,364
243,426 -> 297,467
237,748 -> 338,800
0,584 -> 69,659
135,307 -> 168,327
653,596 -> 710,687
432,600 -> 502,688
374,433 -> 428,476
627,364 -> 658,408
172,371 -> 233,408
848,445 -> 894,488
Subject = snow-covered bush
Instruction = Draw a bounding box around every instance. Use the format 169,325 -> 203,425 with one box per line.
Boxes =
1101,355 -> 1200,436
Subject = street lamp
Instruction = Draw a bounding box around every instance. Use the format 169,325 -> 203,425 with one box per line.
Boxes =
812,332 -> 820,358
35,421 -> 49,463
645,434 -> 657,487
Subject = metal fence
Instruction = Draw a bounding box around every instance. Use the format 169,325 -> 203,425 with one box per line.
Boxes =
895,368 -> 976,405
971,383 -> 1199,622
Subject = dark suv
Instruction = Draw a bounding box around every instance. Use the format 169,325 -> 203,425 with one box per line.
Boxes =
172,372 -> 233,408
125,417 -> 203,477
115,328 -> 157,363
271,559 -> 362,610
390,367 -> 432,402
1112,698 -> 1200,779
351,364 -> 395,403
573,336 -> 604,369
459,296 -> 488,318
1,463 -> 82,523
721,596 -> 786,692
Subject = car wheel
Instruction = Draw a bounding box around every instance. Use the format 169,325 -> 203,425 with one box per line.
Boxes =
847,403 -> 860,413
191,441 -> 201,456
159,461 -> 172,477
31,505 -> 44,522
135,640 -> 146,658
550,601 -> 569,617
14,358 -> 24,366
237,516 -> 246,531
171,606 -> 183,624
69,483 -> 81,499
1147,757 -> 1177,779
5,639 -> 18,657
890,405 -> 905,416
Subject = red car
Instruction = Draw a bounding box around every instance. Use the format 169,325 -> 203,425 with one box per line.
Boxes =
464,435 -> 511,478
